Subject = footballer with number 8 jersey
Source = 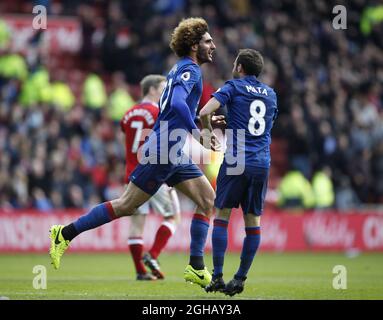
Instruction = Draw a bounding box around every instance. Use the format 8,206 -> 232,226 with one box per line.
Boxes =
199,49 -> 278,296
120,74 -> 180,281
49,17 -> 220,289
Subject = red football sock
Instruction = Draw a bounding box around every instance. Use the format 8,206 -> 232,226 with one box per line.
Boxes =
149,222 -> 175,259
128,237 -> 146,274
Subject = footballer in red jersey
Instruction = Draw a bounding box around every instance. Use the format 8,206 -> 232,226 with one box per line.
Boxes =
121,100 -> 159,183
120,75 -> 180,281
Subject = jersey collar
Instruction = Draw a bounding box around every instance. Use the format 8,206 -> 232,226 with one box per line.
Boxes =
244,75 -> 258,81
185,56 -> 198,64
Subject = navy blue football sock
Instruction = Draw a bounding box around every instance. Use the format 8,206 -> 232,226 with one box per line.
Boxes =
70,202 -> 117,237
212,219 -> 229,277
235,226 -> 261,279
189,214 -> 210,269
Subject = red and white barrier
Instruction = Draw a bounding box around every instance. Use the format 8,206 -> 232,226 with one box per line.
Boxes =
0,210 -> 383,252
3,15 -> 82,53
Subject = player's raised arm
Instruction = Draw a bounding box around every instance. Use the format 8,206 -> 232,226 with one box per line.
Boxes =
200,97 -> 221,117
198,97 -> 222,151
199,97 -> 221,131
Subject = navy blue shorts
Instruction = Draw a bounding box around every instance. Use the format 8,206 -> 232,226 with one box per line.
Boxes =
214,162 -> 269,215
129,158 -> 203,195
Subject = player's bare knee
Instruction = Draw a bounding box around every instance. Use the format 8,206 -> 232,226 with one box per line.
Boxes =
165,215 -> 179,226
129,225 -> 143,237
113,197 -> 134,217
245,214 -> 261,227
199,197 -> 214,217
217,208 -> 231,221
204,187 -> 215,210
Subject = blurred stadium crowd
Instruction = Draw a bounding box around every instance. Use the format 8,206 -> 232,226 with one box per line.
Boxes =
0,0 -> 382,211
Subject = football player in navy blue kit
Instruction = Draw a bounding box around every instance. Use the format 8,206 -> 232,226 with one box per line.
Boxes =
199,49 -> 278,296
49,18 -> 221,288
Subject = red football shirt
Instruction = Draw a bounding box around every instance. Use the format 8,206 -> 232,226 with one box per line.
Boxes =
120,102 -> 159,183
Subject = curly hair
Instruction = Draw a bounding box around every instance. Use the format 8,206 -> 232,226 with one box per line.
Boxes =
170,17 -> 209,57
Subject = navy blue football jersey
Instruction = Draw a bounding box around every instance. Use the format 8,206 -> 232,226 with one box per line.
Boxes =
213,75 -> 278,168
143,57 -> 202,161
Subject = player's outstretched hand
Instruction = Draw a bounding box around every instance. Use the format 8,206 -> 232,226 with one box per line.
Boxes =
211,114 -> 226,126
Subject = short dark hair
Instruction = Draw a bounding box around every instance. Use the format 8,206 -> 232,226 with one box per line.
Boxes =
140,74 -> 166,96
170,17 -> 209,57
236,49 -> 264,77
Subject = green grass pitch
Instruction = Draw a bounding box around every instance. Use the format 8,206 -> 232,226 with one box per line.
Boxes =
1,252 -> 382,300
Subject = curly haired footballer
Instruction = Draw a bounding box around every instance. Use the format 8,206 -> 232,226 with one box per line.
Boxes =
48,16 -> 217,290
170,17 -> 209,57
